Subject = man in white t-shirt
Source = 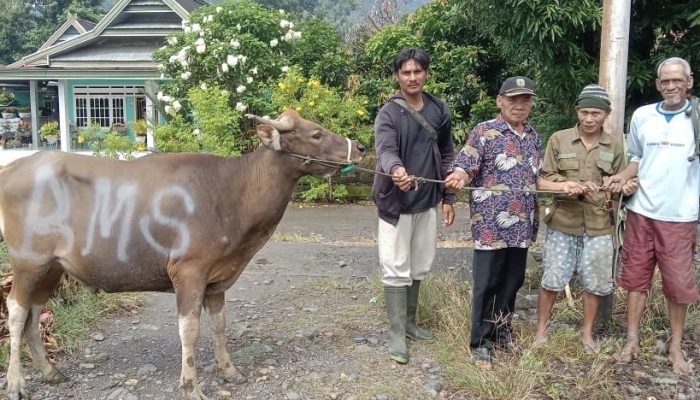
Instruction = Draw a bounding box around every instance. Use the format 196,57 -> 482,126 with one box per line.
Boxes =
605,57 -> 699,375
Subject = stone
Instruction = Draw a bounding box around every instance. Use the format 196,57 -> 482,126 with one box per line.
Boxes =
137,364 -> 158,376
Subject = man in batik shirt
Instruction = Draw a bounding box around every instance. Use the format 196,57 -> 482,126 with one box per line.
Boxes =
445,76 -> 541,362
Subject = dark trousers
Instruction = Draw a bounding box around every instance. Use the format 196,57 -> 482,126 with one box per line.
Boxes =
470,248 -> 528,349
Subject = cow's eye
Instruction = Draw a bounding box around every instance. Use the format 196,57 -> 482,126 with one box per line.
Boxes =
312,131 -> 323,140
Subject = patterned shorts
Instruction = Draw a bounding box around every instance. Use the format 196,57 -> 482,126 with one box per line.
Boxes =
542,229 -> 614,296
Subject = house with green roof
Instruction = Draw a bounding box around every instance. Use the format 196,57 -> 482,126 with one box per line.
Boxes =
0,0 -> 206,154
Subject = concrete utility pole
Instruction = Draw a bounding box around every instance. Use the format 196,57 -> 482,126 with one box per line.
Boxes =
599,0 -> 631,136
595,0 -> 632,331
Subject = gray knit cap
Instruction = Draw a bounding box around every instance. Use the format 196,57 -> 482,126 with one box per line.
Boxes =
574,84 -> 611,110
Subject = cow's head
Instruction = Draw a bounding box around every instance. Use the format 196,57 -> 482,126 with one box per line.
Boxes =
247,110 -> 366,177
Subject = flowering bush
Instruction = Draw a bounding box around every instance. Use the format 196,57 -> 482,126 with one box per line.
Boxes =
270,67 -> 373,146
153,0 -> 302,119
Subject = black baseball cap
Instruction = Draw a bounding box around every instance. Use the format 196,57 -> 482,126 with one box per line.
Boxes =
499,76 -> 536,97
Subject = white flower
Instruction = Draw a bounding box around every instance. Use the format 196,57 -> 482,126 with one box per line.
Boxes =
168,55 -> 178,63
235,102 -> 247,112
246,76 -> 253,84
279,9 -> 285,14
195,38 -> 206,54
184,26 -> 191,33
227,54 -> 238,66
193,128 -> 201,137
250,67 -> 258,75
157,91 -> 164,101
236,85 -> 246,93
167,37 -> 178,45
180,71 -> 191,80
221,63 -> 229,73
236,23 -> 241,31
172,100 -> 182,112
200,83 -> 208,90
216,6 -> 222,13
238,55 -> 247,65
162,95 -> 173,103
230,39 -> 240,48
283,30 -> 301,42
280,19 -> 290,29
164,105 -> 174,115
281,66 -> 289,72
288,21 -> 294,29
206,15 -> 214,23
269,38 -> 278,48
192,23 -> 201,32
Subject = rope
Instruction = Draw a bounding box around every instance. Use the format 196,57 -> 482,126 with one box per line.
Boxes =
286,153 -> 617,195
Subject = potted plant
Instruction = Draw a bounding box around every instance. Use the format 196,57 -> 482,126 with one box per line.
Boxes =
0,89 -> 14,107
2,108 -> 14,119
18,107 -> 31,119
133,119 -> 147,143
39,121 -> 59,145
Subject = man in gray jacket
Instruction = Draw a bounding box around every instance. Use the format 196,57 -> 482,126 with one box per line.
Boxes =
372,47 -> 456,364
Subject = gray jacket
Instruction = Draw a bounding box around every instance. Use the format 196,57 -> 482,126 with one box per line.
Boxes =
372,92 -> 455,225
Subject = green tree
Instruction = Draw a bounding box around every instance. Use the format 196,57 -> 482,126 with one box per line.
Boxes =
0,1 -> 35,64
289,18 -> 351,88
0,0 -> 105,65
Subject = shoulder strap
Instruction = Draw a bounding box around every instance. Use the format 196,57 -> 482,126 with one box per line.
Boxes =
691,96 -> 700,161
391,98 -> 438,140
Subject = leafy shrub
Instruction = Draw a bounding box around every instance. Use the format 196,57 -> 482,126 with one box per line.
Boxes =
270,67 -> 373,146
297,176 -> 349,203
96,133 -> 139,160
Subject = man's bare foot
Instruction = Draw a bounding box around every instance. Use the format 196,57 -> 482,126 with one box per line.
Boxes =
614,340 -> 639,363
532,335 -> 548,349
582,339 -> 600,354
669,348 -> 691,375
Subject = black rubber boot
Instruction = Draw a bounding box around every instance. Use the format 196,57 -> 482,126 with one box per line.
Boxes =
384,286 -> 409,364
406,280 -> 434,341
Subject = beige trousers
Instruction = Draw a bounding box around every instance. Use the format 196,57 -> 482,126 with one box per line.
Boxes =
378,207 -> 437,287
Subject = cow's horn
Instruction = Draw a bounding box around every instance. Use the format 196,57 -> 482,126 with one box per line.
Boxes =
245,113 -> 294,131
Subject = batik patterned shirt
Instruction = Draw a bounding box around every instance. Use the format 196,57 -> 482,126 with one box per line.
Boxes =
452,114 -> 541,249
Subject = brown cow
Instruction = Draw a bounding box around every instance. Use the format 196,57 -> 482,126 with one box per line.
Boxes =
1,110 -> 366,400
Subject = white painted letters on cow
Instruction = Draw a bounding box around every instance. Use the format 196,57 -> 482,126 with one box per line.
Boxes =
14,165 -> 74,260
82,178 -> 138,262
139,186 -> 195,258
12,165 -> 197,262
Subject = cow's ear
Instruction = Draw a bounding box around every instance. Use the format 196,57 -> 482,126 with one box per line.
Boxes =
257,124 -> 282,151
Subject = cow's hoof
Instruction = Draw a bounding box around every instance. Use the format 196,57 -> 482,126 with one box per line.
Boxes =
44,368 -> 67,384
7,389 -> 30,400
186,387 -> 209,400
224,371 -> 247,385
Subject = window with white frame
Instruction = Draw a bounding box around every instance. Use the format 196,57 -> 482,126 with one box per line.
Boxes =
74,86 -> 142,128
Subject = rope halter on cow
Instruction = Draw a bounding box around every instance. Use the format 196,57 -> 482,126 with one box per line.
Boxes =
246,112 -> 358,173
286,138 -> 356,173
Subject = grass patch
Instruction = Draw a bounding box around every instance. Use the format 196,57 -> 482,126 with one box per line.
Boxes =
374,271 -> 637,399
47,283 -> 142,354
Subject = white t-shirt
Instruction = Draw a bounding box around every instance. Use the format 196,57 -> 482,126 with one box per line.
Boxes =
626,100 -> 699,222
